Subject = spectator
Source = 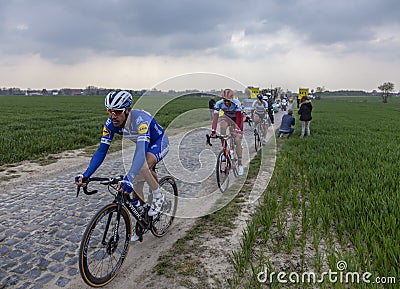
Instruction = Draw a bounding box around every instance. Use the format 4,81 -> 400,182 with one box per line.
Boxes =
278,109 -> 295,138
208,96 -> 216,120
298,96 -> 313,138
262,93 -> 275,124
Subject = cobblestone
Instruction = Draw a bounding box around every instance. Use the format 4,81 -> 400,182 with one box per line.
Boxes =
0,111 -> 284,288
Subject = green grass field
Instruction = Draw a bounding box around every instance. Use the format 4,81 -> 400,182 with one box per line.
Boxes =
1,94 -> 399,287
229,97 -> 400,288
0,94 -> 208,166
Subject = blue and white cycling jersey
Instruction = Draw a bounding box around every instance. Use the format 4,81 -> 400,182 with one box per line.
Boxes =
101,110 -> 164,146
83,110 -> 168,180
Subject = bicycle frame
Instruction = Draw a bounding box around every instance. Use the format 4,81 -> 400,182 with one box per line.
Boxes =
221,136 -> 232,173
207,133 -> 235,168
78,174 -> 178,287
252,113 -> 269,151
122,191 -> 152,232
206,129 -> 239,192
253,114 -> 268,131
77,177 -> 152,240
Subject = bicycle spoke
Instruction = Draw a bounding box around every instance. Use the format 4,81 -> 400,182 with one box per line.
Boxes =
151,176 -> 178,237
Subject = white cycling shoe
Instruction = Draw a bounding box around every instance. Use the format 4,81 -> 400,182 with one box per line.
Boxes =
131,231 -> 140,242
238,165 -> 244,176
148,193 -> 165,217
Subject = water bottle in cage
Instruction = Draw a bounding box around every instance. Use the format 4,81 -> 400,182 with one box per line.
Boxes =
131,198 -> 144,215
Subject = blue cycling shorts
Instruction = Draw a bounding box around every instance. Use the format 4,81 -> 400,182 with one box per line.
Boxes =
148,134 -> 169,162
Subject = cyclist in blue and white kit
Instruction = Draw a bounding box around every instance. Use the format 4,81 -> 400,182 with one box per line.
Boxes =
75,90 -> 168,241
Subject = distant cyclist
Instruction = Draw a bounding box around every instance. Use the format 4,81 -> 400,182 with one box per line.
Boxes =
211,89 -> 244,176
251,93 -> 269,144
75,90 -> 169,241
262,90 -> 275,124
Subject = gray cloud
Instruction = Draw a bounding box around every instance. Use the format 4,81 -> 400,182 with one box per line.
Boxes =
1,0 -> 399,63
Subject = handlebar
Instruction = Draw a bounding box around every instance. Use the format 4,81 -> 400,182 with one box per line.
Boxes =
76,175 -> 124,197
246,115 -> 253,126
206,134 -> 212,146
206,134 -> 230,147
242,112 -> 253,127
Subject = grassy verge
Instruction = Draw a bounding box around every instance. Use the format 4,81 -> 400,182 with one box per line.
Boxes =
151,97 -> 399,289
229,97 -> 400,288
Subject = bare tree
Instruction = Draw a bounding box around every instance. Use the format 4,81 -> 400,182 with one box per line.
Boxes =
378,82 -> 394,103
315,86 -> 326,100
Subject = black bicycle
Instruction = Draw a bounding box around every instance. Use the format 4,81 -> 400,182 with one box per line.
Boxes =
77,174 -> 178,287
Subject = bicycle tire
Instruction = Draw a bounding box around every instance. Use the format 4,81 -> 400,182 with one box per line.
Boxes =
258,122 -> 263,149
254,127 -> 260,152
79,204 -> 132,287
216,150 -> 230,192
229,136 -> 239,177
151,176 -> 179,237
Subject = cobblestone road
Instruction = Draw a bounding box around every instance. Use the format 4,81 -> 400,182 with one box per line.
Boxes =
0,110 -> 285,289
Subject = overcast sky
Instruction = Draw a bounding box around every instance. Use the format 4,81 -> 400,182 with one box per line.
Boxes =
1,0 -> 399,92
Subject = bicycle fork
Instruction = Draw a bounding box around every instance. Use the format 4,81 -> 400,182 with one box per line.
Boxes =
102,204 -> 123,254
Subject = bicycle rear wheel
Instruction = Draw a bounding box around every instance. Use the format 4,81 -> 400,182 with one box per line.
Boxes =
151,176 -> 179,237
79,204 -> 132,287
216,150 -> 230,192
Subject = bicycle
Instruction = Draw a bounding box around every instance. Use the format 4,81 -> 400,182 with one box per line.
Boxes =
76,172 -> 178,287
253,116 -> 268,152
206,129 -> 239,193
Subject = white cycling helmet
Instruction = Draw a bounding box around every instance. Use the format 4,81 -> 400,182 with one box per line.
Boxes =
105,90 -> 132,110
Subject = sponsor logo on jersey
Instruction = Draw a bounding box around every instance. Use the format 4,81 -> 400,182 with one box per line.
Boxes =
136,116 -> 144,125
102,126 -> 110,136
101,138 -> 112,145
138,123 -> 148,134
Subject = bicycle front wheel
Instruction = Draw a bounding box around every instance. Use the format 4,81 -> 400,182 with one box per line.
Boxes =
151,176 -> 179,237
254,127 -> 260,152
79,204 -> 132,287
216,150 -> 230,192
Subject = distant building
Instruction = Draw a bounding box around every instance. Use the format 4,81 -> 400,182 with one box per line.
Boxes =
26,90 -> 43,96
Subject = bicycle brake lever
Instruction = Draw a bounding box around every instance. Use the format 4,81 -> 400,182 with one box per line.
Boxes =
206,134 -> 212,146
